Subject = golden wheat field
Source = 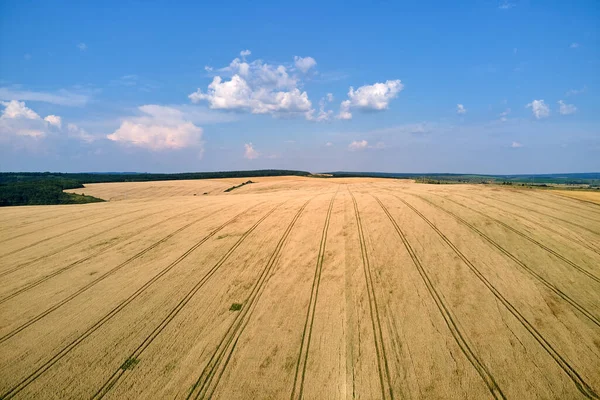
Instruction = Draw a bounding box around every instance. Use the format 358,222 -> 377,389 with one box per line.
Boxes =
0,176 -> 599,399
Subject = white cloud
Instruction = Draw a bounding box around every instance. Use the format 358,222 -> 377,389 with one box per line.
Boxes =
307,95 -> 334,122
558,100 -> 577,115
0,100 -> 47,138
244,142 -> 259,159
570,42 -> 580,49
204,66 -> 213,72
107,105 -> 203,151
526,99 -> 550,119
566,86 -> 586,96
337,102 -> 353,120
369,141 -> 386,149
294,56 -> 317,73
499,108 -> 511,122
499,1 -> 515,9
325,142 -> 333,147
1,100 -> 40,120
457,104 -> 467,114
0,87 -> 90,106
189,54 -> 313,118
77,42 -> 87,51
240,49 -> 251,58
337,80 -> 403,120
348,140 -> 368,151
511,141 -> 523,148
67,123 -> 95,142
44,115 -> 62,128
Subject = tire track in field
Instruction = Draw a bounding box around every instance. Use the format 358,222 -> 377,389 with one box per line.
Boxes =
503,191 -> 600,224
373,195 -> 506,400
349,190 -> 394,400
392,194 -> 600,399
433,194 -> 600,284
0,206 -> 172,279
478,194 -> 600,236
0,206 -> 123,245
290,188 -> 338,400
0,208 -> 97,235
183,198 -> 312,400
0,203 -> 258,345
449,193 -> 600,257
411,193 -> 600,329
0,207 -> 150,259
550,193 -> 600,209
0,202 -> 268,400
0,203 -> 228,304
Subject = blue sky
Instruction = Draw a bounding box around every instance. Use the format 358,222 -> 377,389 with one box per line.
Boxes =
0,0 -> 598,174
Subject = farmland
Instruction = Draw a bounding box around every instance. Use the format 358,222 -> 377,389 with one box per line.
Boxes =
0,176 -> 599,399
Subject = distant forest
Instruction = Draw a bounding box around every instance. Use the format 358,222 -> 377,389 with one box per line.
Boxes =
0,170 -> 310,207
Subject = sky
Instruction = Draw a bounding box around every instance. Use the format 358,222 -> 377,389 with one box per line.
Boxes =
0,0 -> 598,174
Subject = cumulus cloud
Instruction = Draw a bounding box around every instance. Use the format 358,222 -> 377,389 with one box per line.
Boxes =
189,54 -> 314,118
570,42 -> 580,49
526,99 -> 550,119
1,100 -> 40,120
499,1 -> 515,9
77,42 -> 87,51
511,141 -> 523,148
558,100 -> 577,115
456,104 -> 467,114
307,94 -> 334,122
44,115 -> 62,128
67,123 -> 95,142
240,49 -> 251,58
244,142 -> 259,159
337,80 -> 403,120
0,100 -> 66,138
325,142 -> 333,146
294,56 -> 317,73
348,140 -> 368,151
107,105 -> 203,151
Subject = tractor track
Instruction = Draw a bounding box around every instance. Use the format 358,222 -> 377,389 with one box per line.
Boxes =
184,198 -> 312,400
448,193 -> 600,257
349,190 -> 394,400
291,188 -> 338,400
549,193 -> 600,209
0,203 -> 256,346
390,193 -> 599,399
0,202 -> 266,400
0,204 -> 138,246
410,193 -> 600,329
0,203 -> 229,304
478,194 -> 600,237
0,207 -> 150,259
0,205 -> 177,278
0,207 -> 105,236
433,193 -> 600,284
373,195 -> 506,400
503,189 -> 600,219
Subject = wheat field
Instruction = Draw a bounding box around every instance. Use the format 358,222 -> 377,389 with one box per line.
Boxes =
0,177 -> 599,399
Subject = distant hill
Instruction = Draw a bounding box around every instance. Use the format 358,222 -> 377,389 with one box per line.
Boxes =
325,171 -> 600,185
0,169 -> 311,206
